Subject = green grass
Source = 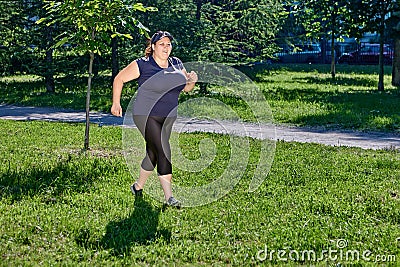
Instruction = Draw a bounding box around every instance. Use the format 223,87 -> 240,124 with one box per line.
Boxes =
0,120 -> 399,266
254,64 -> 400,132
0,65 -> 399,265
1,64 -> 399,132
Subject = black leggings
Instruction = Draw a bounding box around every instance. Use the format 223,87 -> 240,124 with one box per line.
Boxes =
133,115 -> 176,175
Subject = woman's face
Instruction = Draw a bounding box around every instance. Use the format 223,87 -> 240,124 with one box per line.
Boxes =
152,37 -> 172,60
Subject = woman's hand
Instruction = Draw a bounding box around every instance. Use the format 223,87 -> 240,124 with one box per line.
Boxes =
111,103 -> 123,117
183,70 -> 198,92
186,71 -> 198,83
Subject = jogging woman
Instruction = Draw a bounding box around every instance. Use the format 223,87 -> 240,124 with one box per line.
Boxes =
111,31 -> 198,207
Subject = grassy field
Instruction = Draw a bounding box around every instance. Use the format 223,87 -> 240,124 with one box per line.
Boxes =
253,64 -> 399,132
0,64 -> 399,265
0,120 -> 399,266
0,64 -> 399,133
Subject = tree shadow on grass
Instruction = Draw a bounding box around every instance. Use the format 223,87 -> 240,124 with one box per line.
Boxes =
293,75 -> 380,87
76,197 -> 171,257
0,75 -> 134,112
257,74 -> 381,87
236,63 -> 394,83
0,76 -> 90,109
262,78 -> 400,131
0,155 -> 110,203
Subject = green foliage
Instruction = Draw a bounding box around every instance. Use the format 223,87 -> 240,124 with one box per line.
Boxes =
137,0 -> 285,64
286,0 -> 400,43
198,0 -> 286,64
295,0 -> 353,40
135,0 -> 202,62
36,0 -> 156,149
38,0 -> 155,55
347,0 -> 400,91
2,1 -> 400,77
349,0 -> 399,37
0,1 -> 39,75
0,0 -> 288,74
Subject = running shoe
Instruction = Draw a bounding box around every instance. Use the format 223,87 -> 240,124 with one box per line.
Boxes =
130,182 -> 143,197
167,196 -> 181,207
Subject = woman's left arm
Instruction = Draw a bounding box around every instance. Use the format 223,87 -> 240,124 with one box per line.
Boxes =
182,69 -> 198,92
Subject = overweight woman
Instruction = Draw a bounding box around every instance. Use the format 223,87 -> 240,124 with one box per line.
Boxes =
111,31 -> 198,207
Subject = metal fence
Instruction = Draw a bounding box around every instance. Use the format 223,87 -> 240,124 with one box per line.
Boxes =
274,42 -> 394,65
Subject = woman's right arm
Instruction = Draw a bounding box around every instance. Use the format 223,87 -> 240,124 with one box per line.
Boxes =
111,61 -> 140,117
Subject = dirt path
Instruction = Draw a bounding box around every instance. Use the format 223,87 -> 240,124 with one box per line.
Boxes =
1,104 -> 399,151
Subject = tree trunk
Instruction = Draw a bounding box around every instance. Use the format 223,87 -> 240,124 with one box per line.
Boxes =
196,1 -> 210,95
196,0 -> 203,20
111,37 -> 119,85
378,36 -> 384,92
199,83 -> 208,95
330,4 -> 337,79
321,38 -> 326,64
330,31 -> 336,79
377,4 -> 385,92
45,25 -> 55,93
392,37 -> 400,87
84,52 -> 94,150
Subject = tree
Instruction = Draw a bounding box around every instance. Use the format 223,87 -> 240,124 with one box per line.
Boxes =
25,0 -> 56,92
0,0 -> 31,75
1,0 -> 66,91
130,0 -> 287,65
199,0 -> 286,64
389,5 -> 400,86
138,0 -> 203,62
295,0 -> 354,79
38,0 -> 154,150
349,0 -> 399,91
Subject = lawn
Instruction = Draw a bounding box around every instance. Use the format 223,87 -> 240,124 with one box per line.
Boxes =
0,64 -> 399,133
0,64 -> 399,266
239,64 -> 400,132
0,120 -> 399,266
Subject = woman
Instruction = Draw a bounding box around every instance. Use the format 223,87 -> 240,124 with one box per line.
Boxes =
111,31 -> 198,207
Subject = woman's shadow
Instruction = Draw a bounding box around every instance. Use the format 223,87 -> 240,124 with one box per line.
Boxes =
76,197 -> 171,256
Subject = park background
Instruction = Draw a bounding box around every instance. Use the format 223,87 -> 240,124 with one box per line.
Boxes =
0,0 -> 400,266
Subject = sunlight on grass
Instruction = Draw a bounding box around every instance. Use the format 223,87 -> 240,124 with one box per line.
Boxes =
369,116 -> 396,130
0,120 -> 399,265
0,74 -> 43,83
250,65 -> 399,131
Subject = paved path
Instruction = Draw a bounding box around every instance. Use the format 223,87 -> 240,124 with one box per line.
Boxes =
1,104 -> 399,151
